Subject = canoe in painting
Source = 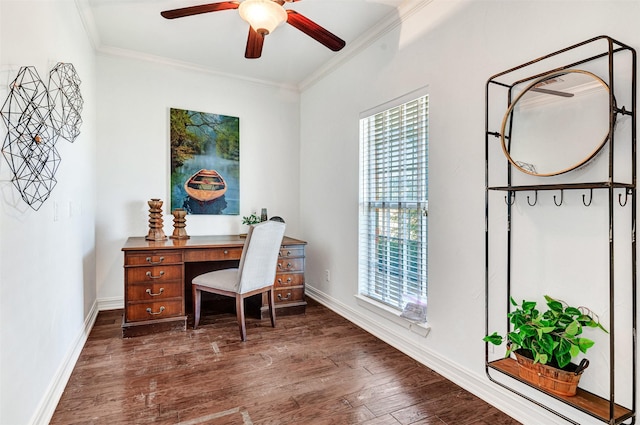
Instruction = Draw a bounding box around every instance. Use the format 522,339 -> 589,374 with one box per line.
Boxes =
184,169 -> 227,202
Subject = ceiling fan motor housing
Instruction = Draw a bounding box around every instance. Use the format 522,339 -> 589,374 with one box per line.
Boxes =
238,0 -> 287,35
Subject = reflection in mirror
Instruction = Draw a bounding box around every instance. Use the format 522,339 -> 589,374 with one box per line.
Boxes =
501,69 -> 611,176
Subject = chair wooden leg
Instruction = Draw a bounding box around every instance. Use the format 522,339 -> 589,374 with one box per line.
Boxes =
236,294 -> 247,341
193,286 -> 201,329
268,288 -> 276,328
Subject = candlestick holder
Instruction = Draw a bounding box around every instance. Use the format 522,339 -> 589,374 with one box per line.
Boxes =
170,208 -> 190,240
145,198 -> 167,241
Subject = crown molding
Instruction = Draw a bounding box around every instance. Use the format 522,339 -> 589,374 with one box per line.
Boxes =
74,0 -> 101,50
298,0 -> 433,92
95,45 -> 300,92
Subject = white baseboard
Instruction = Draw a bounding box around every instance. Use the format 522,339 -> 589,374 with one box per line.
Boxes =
97,296 -> 123,311
29,300 -> 99,425
305,285 -> 567,425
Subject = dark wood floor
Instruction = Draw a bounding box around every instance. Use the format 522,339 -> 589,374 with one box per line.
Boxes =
51,299 -> 520,425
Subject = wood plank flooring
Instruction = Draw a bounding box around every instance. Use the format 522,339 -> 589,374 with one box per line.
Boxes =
51,299 -> 520,425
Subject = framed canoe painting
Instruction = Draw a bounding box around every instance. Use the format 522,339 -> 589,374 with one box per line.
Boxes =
169,108 -> 240,215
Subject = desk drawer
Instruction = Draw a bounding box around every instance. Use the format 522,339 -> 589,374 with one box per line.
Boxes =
127,281 -> 183,301
274,287 -> 304,304
125,250 -> 182,266
277,258 -> 304,273
275,273 -> 304,288
125,265 -> 183,283
126,300 -> 183,322
184,247 -> 243,262
279,246 -> 305,259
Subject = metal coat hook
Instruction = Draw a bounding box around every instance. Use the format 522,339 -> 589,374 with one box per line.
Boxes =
582,189 -> 593,207
527,191 -> 538,206
619,189 -> 631,207
554,190 -> 564,207
504,192 -> 516,206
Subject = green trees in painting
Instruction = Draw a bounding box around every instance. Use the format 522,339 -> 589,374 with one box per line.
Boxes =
213,114 -> 240,162
170,108 -> 239,171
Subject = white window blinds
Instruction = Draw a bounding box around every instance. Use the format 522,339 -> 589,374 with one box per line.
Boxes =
358,94 -> 429,310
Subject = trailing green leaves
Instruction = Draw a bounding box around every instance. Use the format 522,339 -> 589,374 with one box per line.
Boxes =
483,295 -> 608,370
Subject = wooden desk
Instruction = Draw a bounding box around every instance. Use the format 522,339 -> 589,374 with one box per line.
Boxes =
121,235 -> 307,337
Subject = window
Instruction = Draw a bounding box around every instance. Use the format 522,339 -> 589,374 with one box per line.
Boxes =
358,92 -> 428,312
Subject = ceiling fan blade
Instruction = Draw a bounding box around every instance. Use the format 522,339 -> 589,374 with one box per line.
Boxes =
161,1 -> 239,19
245,26 -> 265,59
286,10 -> 346,52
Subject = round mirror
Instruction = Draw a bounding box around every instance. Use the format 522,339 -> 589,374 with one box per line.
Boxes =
500,69 -> 611,176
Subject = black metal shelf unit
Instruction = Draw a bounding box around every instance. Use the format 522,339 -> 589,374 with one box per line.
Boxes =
484,36 -> 636,425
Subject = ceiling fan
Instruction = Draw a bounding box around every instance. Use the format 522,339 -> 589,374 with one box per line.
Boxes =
160,0 -> 346,59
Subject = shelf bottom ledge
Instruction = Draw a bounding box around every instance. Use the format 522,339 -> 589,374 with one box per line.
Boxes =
487,358 -> 633,424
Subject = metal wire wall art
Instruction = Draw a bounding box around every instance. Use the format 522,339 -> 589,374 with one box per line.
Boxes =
0,63 -> 83,211
49,63 -> 83,143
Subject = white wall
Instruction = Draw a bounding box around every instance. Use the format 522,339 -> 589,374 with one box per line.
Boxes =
300,1 -> 640,424
0,1 -> 97,424
94,55 -> 301,305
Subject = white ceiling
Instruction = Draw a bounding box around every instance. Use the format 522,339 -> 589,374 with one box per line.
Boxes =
78,0 -> 416,89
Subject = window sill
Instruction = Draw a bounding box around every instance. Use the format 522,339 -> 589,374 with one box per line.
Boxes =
354,294 -> 431,337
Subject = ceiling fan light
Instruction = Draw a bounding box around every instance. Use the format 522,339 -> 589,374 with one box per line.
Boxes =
238,0 -> 287,34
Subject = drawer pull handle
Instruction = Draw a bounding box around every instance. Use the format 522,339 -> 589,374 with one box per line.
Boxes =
145,271 -> 165,279
223,250 -> 228,255
277,292 -> 292,301
278,262 -> 293,271
145,288 -> 165,297
146,306 -> 165,315
277,277 -> 292,284
281,250 -> 291,257
146,256 -> 164,265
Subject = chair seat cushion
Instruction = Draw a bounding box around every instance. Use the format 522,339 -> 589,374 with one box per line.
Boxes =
192,268 -> 239,292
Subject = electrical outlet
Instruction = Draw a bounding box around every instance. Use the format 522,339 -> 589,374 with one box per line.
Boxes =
325,269 -> 331,282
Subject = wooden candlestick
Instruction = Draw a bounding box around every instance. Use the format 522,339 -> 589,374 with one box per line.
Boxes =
170,208 -> 190,240
145,198 -> 167,241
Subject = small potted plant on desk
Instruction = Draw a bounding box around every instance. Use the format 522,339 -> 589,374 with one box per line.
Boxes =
240,213 -> 261,237
484,295 -> 608,397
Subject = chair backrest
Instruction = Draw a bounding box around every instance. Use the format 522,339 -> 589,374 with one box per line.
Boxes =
237,220 -> 286,294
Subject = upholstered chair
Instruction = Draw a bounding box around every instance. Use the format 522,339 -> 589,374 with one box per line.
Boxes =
192,220 -> 286,341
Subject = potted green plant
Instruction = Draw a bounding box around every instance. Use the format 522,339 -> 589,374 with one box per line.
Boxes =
240,213 -> 261,237
484,295 -> 608,396
242,213 -> 261,226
